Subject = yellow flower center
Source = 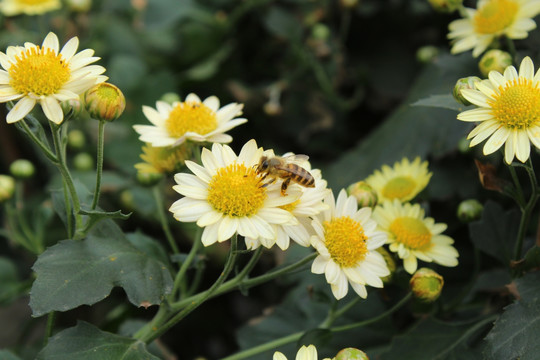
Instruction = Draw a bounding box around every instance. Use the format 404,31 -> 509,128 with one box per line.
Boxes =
165,101 -> 218,138
389,217 -> 431,250
382,176 -> 416,200
489,78 -> 540,129
8,46 -> 70,96
323,216 -> 368,268
473,0 -> 518,35
139,143 -> 191,174
18,0 -> 51,5
207,163 -> 266,217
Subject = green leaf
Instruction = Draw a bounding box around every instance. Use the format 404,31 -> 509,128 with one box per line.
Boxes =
379,317 -> 488,360
30,221 -> 173,317
263,6 -> 302,41
411,94 -> 471,112
37,321 -> 159,360
126,231 -> 172,270
79,208 -> 131,233
468,201 -> 519,266
0,350 -> 22,360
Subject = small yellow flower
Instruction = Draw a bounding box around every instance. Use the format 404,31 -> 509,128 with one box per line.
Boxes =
274,345 -> 331,360
448,0 -> 540,57
0,0 -> 61,16
135,142 -> 192,175
458,56 -> 540,164
0,32 -> 107,124
365,157 -> 431,203
373,200 -> 459,274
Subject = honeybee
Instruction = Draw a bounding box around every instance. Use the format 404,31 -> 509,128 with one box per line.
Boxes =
256,154 -> 315,196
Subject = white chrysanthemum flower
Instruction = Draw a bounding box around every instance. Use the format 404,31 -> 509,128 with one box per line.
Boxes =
365,157 -> 431,203
0,0 -> 61,16
458,56 -> 540,164
310,189 -> 390,300
273,345 -> 331,360
133,93 -> 247,147
0,32 -> 106,124
373,200 -> 459,274
448,0 -> 540,57
245,155 -> 330,250
169,139 -> 299,247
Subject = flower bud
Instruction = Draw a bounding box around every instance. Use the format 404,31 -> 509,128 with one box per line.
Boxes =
478,49 -> 512,77
67,129 -> 86,150
457,199 -> 483,223
73,153 -> 95,171
457,136 -> 471,154
453,76 -> 481,106
416,45 -> 439,64
84,83 -> 126,122
311,23 -> 330,41
66,0 -> 91,12
0,175 -> 15,202
61,97 -> 84,118
427,0 -> 463,12
160,92 -> 181,105
334,348 -> 369,360
136,168 -> 164,187
9,159 -> 35,179
410,267 -> 444,303
377,247 -> 395,283
347,181 -> 378,208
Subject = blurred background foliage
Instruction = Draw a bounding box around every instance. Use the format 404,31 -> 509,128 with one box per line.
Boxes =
0,0 -> 537,359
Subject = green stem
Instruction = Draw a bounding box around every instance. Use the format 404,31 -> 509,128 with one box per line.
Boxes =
505,37 -> 517,63
17,119 -> 57,163
221,331 -> 304,360
137,235 -> 240,344
90,120 -> 105,210
43,311 -> 56,346
153,185 -> 180,255
508,165 -> 526,209
513,160 -> 539,261
172,229 -> 202,298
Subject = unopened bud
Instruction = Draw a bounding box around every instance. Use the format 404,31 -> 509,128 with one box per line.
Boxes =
453,76 -> 481,106
347,181 -> 378,208
311,23 -> 330,41
67,129 -> 86,150
457,199 -> 483,223
66,0 -> 91,11
427,0 -> 463,12
457,136 -> 471,154
160,92 -> 181,105
61,97 -> 84,118
479,49 -> 512,77
377,247 -> 395,283
334,348 -> 369,360
410,267 -> 444,303
0,175 -> 15,202
84,83 -> 126,122
9,159 -> 35,179
73,153 -> 94,171
136,169 -> 164,187
416,45 -> 439,64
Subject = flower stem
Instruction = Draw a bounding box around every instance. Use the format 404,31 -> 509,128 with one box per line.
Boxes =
90,120 -> 105,210
513,160 -> 539,261
153,185 -> 180,255
172,228 -> 202,298
43,311 -> 56,347
17,118 -> 57,163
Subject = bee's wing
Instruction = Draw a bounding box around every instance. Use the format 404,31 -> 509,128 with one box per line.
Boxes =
282,154 -> 309,164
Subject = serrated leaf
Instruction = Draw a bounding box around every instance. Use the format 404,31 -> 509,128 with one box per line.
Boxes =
37,321 -> 159,360
468,201 -> 519,266
30,225 -> 173,317
411,94 -> 471,112
484,297 -> 540,359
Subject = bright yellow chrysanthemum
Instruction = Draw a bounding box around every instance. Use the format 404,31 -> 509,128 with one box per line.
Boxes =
373,200 -> 459,274
133,93 -> 247,147
448,0 -> 540,57
0,32 -> 107,124
365,157 -> 431,203
135,143 -> 192,175
169,139 -> 299,247
458,56 -> 540,164
0,0 -> 60,16
274,345 -> 331,360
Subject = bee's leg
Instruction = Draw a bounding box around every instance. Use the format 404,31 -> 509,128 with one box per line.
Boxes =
261,177 -> 276,188
280,178 -> 291,196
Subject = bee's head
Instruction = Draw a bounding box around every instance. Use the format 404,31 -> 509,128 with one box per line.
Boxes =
257,156 -> 269,172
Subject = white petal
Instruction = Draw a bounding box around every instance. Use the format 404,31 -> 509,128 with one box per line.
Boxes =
42,32 -> 59,53
6,97 -> 36,123
60,37 -> 79,62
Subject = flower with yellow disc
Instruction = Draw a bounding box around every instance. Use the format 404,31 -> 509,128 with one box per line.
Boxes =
310,189 -> 390,300
133,93 -> 247,147
448,0 -> 540,57
373,200 -> 459,274
274,345 -> 331,360
457,56 -> 540,164
0,32 -> 106,124
169,139 -> 298,247
365,157 -> 431,203
0,0 -> 61,16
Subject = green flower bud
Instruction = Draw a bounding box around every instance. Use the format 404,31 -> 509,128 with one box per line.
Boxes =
61,96 -> 84,118
67,129 -> 86,150
311,23 -> 330,41
334,348 -> 369,360
457,199 -> 483,223
427,0 -> 463,12
0,175 -> 15,202
9,159 -> 35,179
84,83 -> 126,122
347,181 -> 378,208
479,49 -> 512,77
136,169 -> 164,187
457,136 -> 471,154
416,45 -> 439,64
160,92 -> 181,105
66,0 -> 91,12
119,190 -> 136,212
73,153 -> 95,171
453,76 -> 481,106
410,267 -> 444,303
377,247 -> 395,283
